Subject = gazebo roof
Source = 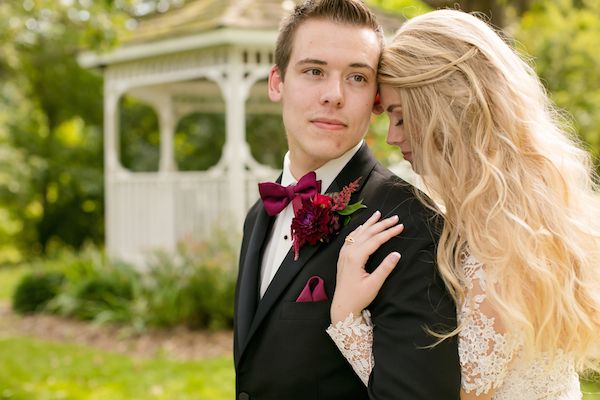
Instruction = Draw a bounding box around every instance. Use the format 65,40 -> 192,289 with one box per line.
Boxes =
124,0 -> 298,45
80,0 -> 404,68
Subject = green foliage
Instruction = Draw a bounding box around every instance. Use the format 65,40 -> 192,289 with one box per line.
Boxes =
130,232 -> 238,330
12,271 -> 66,314
175,112 -> 226,171
118,96 -> 160,171
119,98 -> 287,172
247,113 -> 288,169
0,0 -> 127,259
77,275 -> 133,307
368,0 -> 432,19
0,337 -> 234,399
39,232 -> 237,331
42,248 -> 131,324
514,0 -> 600,169
0,265 -> 30,301
72,275 -> 134,321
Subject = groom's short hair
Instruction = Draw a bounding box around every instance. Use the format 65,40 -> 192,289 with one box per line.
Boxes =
274,0 -> 384,80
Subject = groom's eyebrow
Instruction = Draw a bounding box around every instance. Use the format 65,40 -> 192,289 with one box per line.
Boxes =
349,62 -> 376,74
297,58 -> 327,66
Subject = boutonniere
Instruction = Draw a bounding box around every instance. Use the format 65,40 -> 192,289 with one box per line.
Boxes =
290,177 -> 365,260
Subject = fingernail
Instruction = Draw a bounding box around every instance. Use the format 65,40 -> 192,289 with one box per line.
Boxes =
373,210 -> 380,216
391,252 -> 401,260
389,215 -> 399,221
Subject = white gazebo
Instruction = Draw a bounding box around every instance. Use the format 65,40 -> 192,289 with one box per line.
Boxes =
79,0 -> 403,264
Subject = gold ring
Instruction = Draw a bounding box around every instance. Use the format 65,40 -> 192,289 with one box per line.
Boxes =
344,235 -> 355,244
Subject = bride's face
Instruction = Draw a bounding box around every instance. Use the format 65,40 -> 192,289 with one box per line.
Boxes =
379,85 -> 414,164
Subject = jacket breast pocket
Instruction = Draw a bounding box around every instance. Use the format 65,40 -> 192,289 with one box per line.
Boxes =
279,300 -> 331,321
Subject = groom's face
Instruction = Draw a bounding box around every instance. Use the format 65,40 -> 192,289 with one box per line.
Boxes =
268,19 -> 380,171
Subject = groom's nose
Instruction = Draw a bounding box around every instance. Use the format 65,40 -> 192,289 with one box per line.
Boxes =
319,76 -> 344,108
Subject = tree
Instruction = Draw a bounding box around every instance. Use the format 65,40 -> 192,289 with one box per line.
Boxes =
514,0 -> 600,170
0,0 -> 128,259
418,0 -> 537,27
369,0 -> 432,19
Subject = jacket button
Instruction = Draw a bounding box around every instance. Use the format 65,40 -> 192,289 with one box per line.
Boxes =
239,392 -> 250,400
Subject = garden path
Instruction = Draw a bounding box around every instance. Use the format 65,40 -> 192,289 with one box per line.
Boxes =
0,301 -> 233,361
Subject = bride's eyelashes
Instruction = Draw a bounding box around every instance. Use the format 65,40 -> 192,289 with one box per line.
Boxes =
395,118 -> 404,126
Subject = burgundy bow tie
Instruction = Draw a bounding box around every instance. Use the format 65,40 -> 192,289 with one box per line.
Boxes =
258,171 -> 322,216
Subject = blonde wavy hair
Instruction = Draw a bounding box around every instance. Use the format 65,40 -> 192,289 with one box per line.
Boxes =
379,9 -> 600,371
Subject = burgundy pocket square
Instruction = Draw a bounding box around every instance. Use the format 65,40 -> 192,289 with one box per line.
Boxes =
296,276 -> 328,302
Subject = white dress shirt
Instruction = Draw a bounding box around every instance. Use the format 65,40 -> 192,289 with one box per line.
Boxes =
259,141 -> 364,297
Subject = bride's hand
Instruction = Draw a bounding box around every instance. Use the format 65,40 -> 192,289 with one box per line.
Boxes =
331,210 -> 404,324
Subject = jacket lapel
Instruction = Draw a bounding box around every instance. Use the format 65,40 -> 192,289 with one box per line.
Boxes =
240,143 -> 378,356
236,199 -> 274,354
324,142 -> 377,195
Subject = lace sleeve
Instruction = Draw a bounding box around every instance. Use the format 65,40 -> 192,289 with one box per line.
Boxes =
459,254 -> 516,395
326,310 -> 374,386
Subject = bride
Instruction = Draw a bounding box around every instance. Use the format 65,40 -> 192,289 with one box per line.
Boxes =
327,9 -> 600,400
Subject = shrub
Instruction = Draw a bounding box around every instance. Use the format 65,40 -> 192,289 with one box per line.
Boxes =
174,231 -> 237,329
130,231 -> 238,330
47,251 -> 139,325
128,251 -> 190,329
185,264 -> 236,329
77,276 -> 132,305
12,271 -> 66,314
71,274 -> 133,320
17,232 -> 239,331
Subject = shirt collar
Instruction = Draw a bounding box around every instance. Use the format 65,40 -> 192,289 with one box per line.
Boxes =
281,140 -> 363,193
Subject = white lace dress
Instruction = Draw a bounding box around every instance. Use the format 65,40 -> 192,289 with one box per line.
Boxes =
326,254 -> 582,399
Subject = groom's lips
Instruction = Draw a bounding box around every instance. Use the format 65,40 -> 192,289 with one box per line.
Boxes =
311,118 -> 347,131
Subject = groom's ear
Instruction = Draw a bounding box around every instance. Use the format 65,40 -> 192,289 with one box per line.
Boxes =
268,66 -> 284,102
372,92 -> 383,115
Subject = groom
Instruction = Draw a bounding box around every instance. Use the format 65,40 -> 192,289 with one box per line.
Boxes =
234,0 -> 460,398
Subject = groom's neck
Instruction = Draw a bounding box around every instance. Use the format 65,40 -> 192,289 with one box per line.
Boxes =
289,154 -> 327,181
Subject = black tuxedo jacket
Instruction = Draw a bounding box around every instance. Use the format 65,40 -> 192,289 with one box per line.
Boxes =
234,144 -> 460,400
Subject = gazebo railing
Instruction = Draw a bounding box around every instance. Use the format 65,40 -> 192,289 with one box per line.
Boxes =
107,169 -> 277,265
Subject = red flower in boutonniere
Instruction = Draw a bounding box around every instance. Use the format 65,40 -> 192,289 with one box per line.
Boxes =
290,177 -> 365,260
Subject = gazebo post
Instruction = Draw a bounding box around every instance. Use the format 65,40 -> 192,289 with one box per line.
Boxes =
104,86 -> 121,173
221,48 -> 251,229
103,83 -> 121,258
158,96 -> 177,173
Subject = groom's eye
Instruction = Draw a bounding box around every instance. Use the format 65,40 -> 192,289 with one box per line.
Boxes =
350,74 -> 366,83
304,68 -> 322,76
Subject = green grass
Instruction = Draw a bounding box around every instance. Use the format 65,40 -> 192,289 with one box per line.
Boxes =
0,265 -> 29,301
0,330 -> 599,400
0,337 -> 235,400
